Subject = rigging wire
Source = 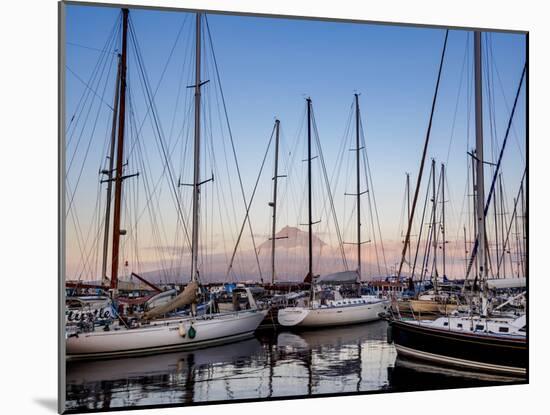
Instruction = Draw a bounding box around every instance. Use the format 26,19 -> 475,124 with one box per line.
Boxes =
410,165 -> 433,280
204,14 -> 263,278
66,65 -> 115,112
66,13 -> 121,144
128,16 -> 192,250
66,35 -> 118,218
397,29 -> 449,279
360,116 -> 388,276
225,124 -> 277,280
311,107 -> 349,271
496,169 -> 526,276
464,62 -> 526,280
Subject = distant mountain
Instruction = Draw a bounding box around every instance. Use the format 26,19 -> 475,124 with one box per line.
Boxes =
257,226 -> 326,250
79,226 -> 432,284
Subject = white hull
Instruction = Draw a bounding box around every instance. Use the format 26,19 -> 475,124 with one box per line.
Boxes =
278,300 -> 388,327
67,309 -> 266,359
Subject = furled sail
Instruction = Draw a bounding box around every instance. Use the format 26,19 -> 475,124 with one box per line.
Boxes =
143,281 -> 199,319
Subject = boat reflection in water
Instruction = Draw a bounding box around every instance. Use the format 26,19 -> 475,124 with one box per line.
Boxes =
66,320 -> 521,412
389,355 -> 525,391
272,321 -> 395,395
66,321 -> 395,411
66,337 -> 264,411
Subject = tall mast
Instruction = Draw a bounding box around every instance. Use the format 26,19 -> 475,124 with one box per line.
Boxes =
431,158 -> 438,291
101,54 -> 121,285
474,31 -> 487,287
406,173 -> 411,274
307,98 -> 313,287
270,119 -> 281,284
499,173 -> 506,278
493,167 -> 500,278
471,152 -> 478,278
520,180 -> 526,278
191,13 -> 202,284
110,8 -> 129,292
463,226 -> 468,275
514,197 -> 523,278
354,93 -> 362,279
441,163 -> 446,279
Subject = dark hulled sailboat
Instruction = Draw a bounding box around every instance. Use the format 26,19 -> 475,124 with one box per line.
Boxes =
388,31 -> 527,377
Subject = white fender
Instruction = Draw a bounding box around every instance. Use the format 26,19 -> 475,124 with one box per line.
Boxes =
178,323 -> 186,337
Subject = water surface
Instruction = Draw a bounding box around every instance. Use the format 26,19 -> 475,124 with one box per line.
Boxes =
66,320 -> 522,412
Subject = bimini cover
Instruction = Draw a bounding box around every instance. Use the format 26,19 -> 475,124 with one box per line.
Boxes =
316,270 -> 359,284
486,277 -> 527,290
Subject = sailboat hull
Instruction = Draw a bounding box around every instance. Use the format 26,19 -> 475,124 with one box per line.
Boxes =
389,319 -> 527,376
278,300 -> 388,328
66,309 -> 266,360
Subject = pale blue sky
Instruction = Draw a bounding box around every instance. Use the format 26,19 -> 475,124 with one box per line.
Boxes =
64,4 -> 526,280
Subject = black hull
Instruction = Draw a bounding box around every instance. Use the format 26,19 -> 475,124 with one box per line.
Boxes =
389,319 -> 527,377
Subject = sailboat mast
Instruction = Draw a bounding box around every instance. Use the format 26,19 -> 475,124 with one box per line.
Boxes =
499,173 -> 506,278
101,54 -> 121,284
355,93 -> 362,279
307,98 -> 313,283
521,181 -> 526,278
441,163 -> 446,279
110,8 -> 129,292
463,226 -> 468,275
271,119 -> 281,284
431,158 -> 437,291
471,152 -> 478,277
191,13 -> 202,283
406,173 -> 411,273
474,31 -> 488,286
493,166 -> 500,278
514,197 -> 520,277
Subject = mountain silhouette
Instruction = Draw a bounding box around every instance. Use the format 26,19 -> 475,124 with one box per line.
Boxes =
257,226 -> 326,250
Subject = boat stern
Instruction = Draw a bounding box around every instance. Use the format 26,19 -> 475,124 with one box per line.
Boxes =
277,307 -> 309,327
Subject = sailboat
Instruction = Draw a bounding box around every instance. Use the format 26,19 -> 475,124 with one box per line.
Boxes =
66,9 -> 266,359
388,31 -> 527,376
408,160 -> 459,315
277,95 -> 388,328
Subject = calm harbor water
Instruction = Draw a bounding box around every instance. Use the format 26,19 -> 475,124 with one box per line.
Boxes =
66,320 -> 523,412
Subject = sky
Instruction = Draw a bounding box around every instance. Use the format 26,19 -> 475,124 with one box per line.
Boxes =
64,4 -> 527,283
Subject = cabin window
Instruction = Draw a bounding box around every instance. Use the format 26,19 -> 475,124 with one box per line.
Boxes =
499,327 -> 509,333
475,324 -> 485,331
443,322 -> 448,326
457,323 -> 462,329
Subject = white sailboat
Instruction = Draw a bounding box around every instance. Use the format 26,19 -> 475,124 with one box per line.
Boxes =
67,301 -> 265,359
277,96 -> 388,328
277,273 -> 388,328
66,10 -> 265,359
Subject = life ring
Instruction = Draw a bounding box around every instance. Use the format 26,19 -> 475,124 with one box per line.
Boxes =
178,323 -> 186,337
188,325 -> 196,339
